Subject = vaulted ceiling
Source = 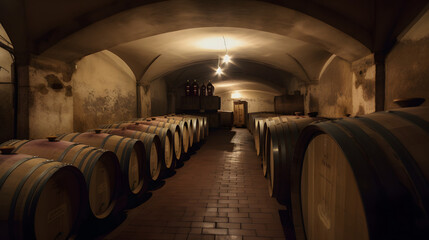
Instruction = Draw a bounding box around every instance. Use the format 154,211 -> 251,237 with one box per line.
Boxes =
0,0 -> 427,93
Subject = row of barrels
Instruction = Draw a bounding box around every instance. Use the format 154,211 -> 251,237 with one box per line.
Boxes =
251,105 -> 429,239
0,114 -> 207,240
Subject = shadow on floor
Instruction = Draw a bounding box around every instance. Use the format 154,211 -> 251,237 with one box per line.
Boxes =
162,170 -> 177,179
76,211 -> 128,240
149,179 -> 166,191
279,209 -> 296,240
207,128 -> 236,152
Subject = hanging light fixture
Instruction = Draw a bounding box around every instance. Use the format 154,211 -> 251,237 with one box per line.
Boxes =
214,35 -> 231,74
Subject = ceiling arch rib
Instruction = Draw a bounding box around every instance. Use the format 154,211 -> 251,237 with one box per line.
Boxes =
110,27 -> 334,85
159,59 -> 296,95
41,0 -> 370,63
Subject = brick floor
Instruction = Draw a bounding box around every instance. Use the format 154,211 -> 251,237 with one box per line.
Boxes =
103,128 -> 286,240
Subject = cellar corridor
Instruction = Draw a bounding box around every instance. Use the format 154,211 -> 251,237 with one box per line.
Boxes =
96,128 -> 287,240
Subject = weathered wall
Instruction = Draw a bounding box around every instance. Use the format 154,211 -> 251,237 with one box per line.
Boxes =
72,50 -> 136,132
351,54 -> 376,115
28,56 -> 74,139
304,56 -> 353,118
386,9 -> 429,109
0,44 -> 15,142
218,90 -> 276,113
150,77 -> 168,116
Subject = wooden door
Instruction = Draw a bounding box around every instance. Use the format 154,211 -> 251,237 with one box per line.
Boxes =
233,101 -> 247,127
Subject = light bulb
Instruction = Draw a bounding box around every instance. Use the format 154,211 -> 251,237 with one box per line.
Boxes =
223,54 -> 231,63
216,67 -> 222,75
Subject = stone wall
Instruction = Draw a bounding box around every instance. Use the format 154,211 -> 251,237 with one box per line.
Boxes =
72,50 -> 137,132
385,9 -> 429,109
28,56 -> 74,139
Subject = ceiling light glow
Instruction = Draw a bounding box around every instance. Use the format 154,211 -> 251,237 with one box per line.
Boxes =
223,54 -> 231,63
231,92 -> 242,99
216,67 -> 223,75
196,37 -> 242,50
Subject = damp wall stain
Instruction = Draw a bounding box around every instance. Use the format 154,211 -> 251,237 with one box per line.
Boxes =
45,74 -> 64,91
75,89 -> 136,132
386,36 -> 429,109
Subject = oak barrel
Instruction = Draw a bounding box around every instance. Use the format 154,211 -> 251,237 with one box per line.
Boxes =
137,119 -> 182,161
57,132 -> 148,196
264,117 -> 320,204
2,139 -> 121,220
146,117 -> 191,152
97,128 -> 162,183
167,115 -> 200,144
261,115 -> 296,177
122,123 -> 175,173
0,151 -> 87,240
291,107 -> 429,240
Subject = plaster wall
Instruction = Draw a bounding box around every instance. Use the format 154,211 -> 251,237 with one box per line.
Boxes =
386,9 -> 429,109
218,90 -> 276,113
150,77 -> 168,116
0,47 -> 14,142
72,50 -> 136,132
351,54 -> 376,115
304,56 -> 353,118
28,56 -> 74,139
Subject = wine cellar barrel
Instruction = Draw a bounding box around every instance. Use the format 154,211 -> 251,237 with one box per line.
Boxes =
168,115 -> 200,144
147,117 -> 191,152
137,119 -> 182,161
0,150 -> 88,240
122,123 -> 175,173
57,132 -> 148,196
261,115 -> 294,177
97,128 -> 162,183
1,139 -> 121,220
291,107 -> 429,240
264,117 -> 321,204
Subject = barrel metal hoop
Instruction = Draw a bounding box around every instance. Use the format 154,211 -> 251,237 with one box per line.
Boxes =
121,138 -> 135,174
58,143 -> 81,162
114,137 -> 127,155
8,161 -> 51,238
357,116 -> 429,214
0,139 -> 20,147
77,148 -> 97,170
56,133 -> 66,140
68,133 -> 83,142
100,134 -> 115,149
388,110 -> 429,134
311,122 -> 381,239
70,145 -> 90,165
131,130 -> 139,139
0,156 -> 39,189
12,140 -> 31,153
83,151 -> 103,188
336,119 -> 404,197
23,165 -> 61,238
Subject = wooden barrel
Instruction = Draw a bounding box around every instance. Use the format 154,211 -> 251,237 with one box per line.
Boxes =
0,150 -> 88,240
168,115 -> 200,144
137,119 -> 182,161
261,116 -> 297,177
264,117 -> 320,204
1,139 -> 121,220
57,132 -> 148,195
124,123 -> 175,172
146,117 -> 191,152
97,128 -> 162,183
248,113 -> 277,134
291,107 -> 429,240
185,115 -> 206,141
